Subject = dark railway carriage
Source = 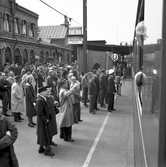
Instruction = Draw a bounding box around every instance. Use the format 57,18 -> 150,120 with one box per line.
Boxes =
133,0 -> 166,166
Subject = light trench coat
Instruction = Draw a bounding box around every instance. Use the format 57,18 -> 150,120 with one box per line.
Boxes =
11,82 -> 24,113
59,83 -> 79,128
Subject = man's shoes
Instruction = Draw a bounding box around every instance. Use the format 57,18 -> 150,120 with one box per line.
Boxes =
51,141 -> 58,146
3,113 -> 11,117
90,111 -> 95,115
111,108 -> 116,111
38,147 -> 45,153
44,150 -> 54,156
78,119 -> 83,122
28,123 -> 34,127
108,110 -> 112,112
94,108 -> 100,111
65,139 -> 74,142
32,122 -> 37,125
60,135 -> 64,139
84,104 -> 89,108
14,119 -> 21,122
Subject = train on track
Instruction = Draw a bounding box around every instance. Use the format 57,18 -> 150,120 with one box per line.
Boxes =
132,0 -> 166,166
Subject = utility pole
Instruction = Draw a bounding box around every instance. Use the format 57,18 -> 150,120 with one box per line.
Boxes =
83,0 -> 87,72
117,29 -> 118,45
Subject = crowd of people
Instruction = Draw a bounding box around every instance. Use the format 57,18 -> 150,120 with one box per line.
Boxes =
0,61 -> 126,166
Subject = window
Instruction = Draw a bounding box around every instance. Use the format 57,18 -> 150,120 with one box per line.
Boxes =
30,50 -> 35,63
4,14 -> 10,32
29,23 -> 35,37
15,17 -> 20,34
23,49 -> 28,64
40,51 -> 44,62
22,20 -> 27,35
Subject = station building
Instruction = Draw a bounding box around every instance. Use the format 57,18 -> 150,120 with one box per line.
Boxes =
0,0 -> 72,71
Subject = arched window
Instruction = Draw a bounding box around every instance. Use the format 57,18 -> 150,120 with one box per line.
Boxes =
67,53 -> 70,64
40,51 -> 44,62
46,51 -> 49,60
5,47 -> 12,64
15,48 -> 22,65
23,49 -> 28,64
53,52 -> 55,58
30,50 -> 35,64
4,14 -> 10,32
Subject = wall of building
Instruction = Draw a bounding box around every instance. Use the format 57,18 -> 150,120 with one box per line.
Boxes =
77,47 -> 114,72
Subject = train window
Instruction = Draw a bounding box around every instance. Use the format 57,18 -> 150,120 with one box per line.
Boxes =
142,0 -> 163,166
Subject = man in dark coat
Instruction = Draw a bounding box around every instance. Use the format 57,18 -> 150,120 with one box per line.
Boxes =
36,86 -> 54,156
0,73 -> 11,116
88,74 -> 97,115
46,88 -> 58,146
81,73 -> 89,108
99,69 -> 107,107
107,69 -> 116,112
93,70 -> 100,111
0,106 -> 19,167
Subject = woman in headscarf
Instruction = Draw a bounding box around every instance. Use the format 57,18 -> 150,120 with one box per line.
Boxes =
58,77 -> 79,142
25,75 -> 37,127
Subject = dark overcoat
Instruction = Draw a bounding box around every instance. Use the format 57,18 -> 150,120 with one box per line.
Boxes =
46,96 -> 58,138
25,83 -> 37,117
36,95 -> 51,146
107,75 -> 116,94
37,72 -> 44,88
0,115 -> 19,167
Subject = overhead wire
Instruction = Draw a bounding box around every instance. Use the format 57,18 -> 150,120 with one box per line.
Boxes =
39,0 -> 82,25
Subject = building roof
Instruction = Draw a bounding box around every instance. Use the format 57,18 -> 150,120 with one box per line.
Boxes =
38,38 -> 72,51
39,25 -> 67,39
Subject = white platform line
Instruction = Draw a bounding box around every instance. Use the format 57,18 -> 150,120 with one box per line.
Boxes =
82,112 -> 110,167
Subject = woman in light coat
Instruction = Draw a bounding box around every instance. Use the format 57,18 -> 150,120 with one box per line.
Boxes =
11,75 -> 24,122
58,78 -> 79,142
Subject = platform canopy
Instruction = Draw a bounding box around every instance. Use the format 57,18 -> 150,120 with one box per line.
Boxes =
78,40 -> 133,55
87,44 -> 133,55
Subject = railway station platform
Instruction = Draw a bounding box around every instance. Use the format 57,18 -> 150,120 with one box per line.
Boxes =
2,79 -> 134,167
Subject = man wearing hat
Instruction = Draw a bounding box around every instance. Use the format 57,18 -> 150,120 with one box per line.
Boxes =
107,69 -> 116,112
11,75 -> 24,121
36,86 -> 54,156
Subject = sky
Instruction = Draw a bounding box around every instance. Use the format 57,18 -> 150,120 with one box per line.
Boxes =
16,0 -> 138,45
